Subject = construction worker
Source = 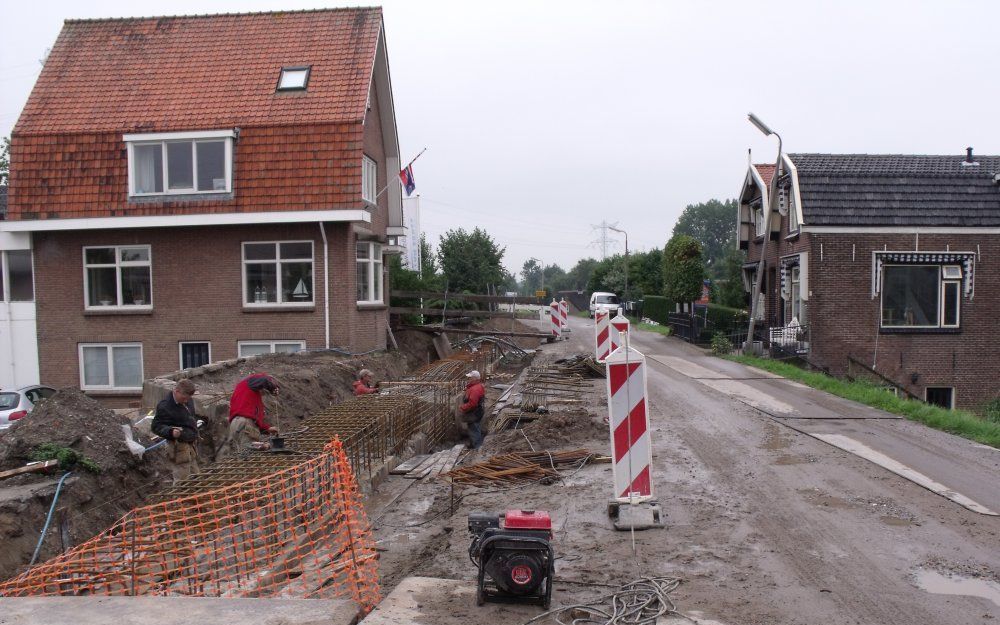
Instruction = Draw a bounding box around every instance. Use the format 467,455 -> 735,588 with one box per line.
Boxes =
458,370 -> 486,449
353,369 -> 380,396
151,379 -> 200,484
218,373 -> 280,459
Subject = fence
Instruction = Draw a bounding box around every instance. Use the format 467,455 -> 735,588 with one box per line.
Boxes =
0,439 -> 379,608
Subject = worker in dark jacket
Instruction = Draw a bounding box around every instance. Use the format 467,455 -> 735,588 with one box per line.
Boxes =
218,373 -> 280,459
457,370 -> 486,449
353,369 -> 379,396
151,379 -> 199,484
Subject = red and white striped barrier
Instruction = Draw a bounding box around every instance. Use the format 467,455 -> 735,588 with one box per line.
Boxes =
594,311 -> 611,362
550,299 -> 562,340
605,343 -> 652,502
559,298 -> 570,332
609,311 -> 629,356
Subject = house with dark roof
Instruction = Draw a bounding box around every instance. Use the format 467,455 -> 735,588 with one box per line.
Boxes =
2,8 -> 404,402
738,150 -> 1000,411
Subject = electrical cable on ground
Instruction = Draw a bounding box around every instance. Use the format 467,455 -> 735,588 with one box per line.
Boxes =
522,576 -> 697,625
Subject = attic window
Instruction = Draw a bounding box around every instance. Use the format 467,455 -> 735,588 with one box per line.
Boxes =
277,67 -> 310,91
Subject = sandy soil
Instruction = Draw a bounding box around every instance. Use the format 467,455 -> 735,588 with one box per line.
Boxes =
367,314 -> 1000,625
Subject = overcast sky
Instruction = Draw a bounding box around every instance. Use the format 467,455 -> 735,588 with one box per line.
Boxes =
3,1 -> 999,277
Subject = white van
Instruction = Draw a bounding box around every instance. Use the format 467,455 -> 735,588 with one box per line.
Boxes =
589,292 -> 621,318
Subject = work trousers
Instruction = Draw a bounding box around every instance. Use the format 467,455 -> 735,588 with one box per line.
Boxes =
167,441 -> 199,485
217,416 -> 263,460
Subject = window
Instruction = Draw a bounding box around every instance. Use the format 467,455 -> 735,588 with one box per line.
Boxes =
788,188 -> 799,232
356,242 -> 383,303
277,66 -> 310,91
126,130 -> 234,196
362,155 -> 378,204
0,250 -> 34,302
753,206 -> 764,236
179,342 -> 211,369
79,343 -> 143,390
238,341 -> 305,358
83,246 -> 152,309
242,241 -> 314,306
925,387 -> 955,410
881,265 -> 960,329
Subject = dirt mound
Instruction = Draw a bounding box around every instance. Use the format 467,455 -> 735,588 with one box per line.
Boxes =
0,389 -> 173,581
477,406 -> 609,458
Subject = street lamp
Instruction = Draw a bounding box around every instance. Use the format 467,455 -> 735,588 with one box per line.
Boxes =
607,226 -> 628,315
744,112 -> 782,355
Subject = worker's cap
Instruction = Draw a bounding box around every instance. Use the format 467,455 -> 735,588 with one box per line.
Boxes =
466,370 -> 481,379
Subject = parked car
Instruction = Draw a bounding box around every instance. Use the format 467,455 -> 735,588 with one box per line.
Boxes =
589,292 -> 622,318
0,385 -> 57,429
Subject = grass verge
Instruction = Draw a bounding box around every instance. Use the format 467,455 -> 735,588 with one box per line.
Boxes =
632,321 -> 672,337
723,354 -> 1000,449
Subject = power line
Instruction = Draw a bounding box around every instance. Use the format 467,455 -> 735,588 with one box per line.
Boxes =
589,220 -> 619,259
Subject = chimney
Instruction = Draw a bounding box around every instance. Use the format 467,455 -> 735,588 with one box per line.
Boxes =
962,146 -> 979,167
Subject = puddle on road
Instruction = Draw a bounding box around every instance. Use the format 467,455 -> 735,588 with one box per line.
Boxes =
915,569 -> 1000,608
879,515 -> 915,527
774,454 -> 807,465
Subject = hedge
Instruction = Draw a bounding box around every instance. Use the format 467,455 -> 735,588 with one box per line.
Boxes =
643,296 -> 671,325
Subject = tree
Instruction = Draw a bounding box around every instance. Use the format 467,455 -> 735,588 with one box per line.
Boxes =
715,247 -> 749,309
521,259 -> 543,295
419,234 -> 438,278
437,227 -> 506,294
662,234 -> 705,306
564,257 -> 599,291
0,137 -> 9,186
672,199 -> 737,280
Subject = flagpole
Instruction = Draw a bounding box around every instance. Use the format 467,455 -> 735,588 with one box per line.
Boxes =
376,147 -> 427,199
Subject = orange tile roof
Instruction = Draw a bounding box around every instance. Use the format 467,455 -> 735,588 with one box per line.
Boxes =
13,8 -> 382,136
754,163 -> 775,187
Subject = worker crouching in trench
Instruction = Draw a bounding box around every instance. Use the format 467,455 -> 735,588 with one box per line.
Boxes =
217,373 -> 281,459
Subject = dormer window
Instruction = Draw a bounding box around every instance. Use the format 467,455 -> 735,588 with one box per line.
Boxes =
125,130 -> 234,197
277,66 -> 310,91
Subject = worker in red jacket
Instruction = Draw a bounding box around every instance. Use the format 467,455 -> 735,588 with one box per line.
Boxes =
458,370 -> 486,449
352,369 -> 380,396
218,373 -> 280,459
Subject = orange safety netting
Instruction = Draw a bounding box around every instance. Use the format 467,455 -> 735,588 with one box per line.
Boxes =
0,439 -> 379,609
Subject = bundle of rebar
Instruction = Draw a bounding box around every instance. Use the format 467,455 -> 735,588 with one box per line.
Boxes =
443,449 -> 592,486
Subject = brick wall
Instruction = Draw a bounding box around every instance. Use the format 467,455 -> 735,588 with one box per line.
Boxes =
806,233 -> 998,410
8,123 -> 364,220
34,223 -> 388,399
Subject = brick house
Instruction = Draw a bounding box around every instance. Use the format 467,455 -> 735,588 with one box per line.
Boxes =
738,151 -> 1000,411
3,8 -> 405,404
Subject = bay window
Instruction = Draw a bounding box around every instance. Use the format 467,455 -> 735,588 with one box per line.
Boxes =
84,245 -> 152,309
126,130 -> 234,196
356,242 -> 383,304
243,241 -> 314,306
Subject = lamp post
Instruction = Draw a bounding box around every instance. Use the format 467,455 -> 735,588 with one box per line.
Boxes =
744,112 -> 782,355
607,226 -> 628,315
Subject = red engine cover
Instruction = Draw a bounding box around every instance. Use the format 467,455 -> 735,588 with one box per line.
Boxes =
503,509 -> 552,531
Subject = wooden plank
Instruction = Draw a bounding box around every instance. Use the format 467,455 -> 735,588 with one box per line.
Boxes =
391,291 -> 541,305
390,454 -> 431,475
404,452 -> 443,479
432,444 -> 466,478
0,459 -> 59,480
399,325 -> 550,339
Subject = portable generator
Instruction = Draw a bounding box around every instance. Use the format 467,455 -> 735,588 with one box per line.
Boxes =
468,509 -> 554,608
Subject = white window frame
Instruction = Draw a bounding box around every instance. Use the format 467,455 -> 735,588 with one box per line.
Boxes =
753,206 -> 764,237
178,341 -> 212,370
78,343 -> 144,391
362,155 -> 378,204
788,188 -> 800,232
82,245 -> 153,310
237,341 -> 306,358
0,249 -> 35,302
879,264 -> 961,330
925,386 -> 956,410
125,130 -> 235,197
241,241 -> 315,308
356,241 -> 383,304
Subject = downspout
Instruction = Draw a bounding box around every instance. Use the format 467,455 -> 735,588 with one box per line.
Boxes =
319,222 -> 330,349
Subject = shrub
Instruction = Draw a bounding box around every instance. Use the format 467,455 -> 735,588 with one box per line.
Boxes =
986,398 -> 1000,424
31,443 -> 102,473
643,295 -> 671,325
710,332 -> 733,355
